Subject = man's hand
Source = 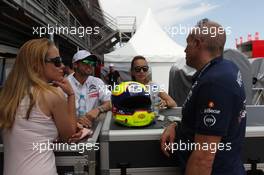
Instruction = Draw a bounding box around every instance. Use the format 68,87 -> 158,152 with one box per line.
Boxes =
78,116 -> 92,128
86,108 -> 100,121
78,108 -> 100,128
159,99 -> 167,109
160,122 -> 177,157
185,134 -> 221,175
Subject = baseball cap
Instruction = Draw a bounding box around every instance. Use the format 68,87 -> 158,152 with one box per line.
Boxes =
72,50 -> 97,63
109,63 -> 114,67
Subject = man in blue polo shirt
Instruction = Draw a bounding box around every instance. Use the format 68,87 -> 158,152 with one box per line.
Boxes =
161,19 -> 246,175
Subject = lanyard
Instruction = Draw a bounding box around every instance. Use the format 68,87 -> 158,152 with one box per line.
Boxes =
198,62 -> 211,78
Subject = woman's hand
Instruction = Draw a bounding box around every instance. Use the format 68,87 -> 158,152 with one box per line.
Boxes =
53,78 -> 74,96
68,123 -> 93,143
159,99 -> 167,108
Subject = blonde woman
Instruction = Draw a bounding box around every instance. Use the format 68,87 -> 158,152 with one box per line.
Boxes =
131,55 -> 177,108
0,38 -> 79,175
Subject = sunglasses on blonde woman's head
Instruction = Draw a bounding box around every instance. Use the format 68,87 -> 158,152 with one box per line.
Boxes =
45,57 -> 63,67
134,66 -> 149,73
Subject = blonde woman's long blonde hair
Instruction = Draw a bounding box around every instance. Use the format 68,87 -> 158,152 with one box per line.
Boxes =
0,38 -> 59,129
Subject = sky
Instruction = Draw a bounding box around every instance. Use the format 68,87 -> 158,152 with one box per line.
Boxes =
99,0 -> 264,49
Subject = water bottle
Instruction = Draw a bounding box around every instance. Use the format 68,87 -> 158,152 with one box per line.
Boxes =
78,95 -> 86,117
151,92 -> 160,116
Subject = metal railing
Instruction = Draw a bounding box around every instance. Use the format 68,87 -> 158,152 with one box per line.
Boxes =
86,4 -> 137,50
116,16 -> 136,33
252,88 -> 264,105
88,4 -> 118,31
32,0 -> 136,51
4,0 -> 90,49
6,0 -> 136,52
31,0 -> 89,48
116,16 -> 136,46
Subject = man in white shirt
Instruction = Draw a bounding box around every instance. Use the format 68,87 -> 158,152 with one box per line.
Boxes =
68,50 -> 111,128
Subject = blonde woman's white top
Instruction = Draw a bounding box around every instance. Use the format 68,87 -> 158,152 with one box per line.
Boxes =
2,96 -> 58,175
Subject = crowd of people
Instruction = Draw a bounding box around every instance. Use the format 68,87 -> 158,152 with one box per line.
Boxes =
0,19 -> 247,175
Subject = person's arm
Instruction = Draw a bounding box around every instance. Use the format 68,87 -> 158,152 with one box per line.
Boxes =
51,79 -> 77,142
160,122 -> 177,157
79,78 -> 112,127
116,71 -> 121,84
159,91 -> 177,108
104,73 -> 109,83
99,100 -> 111,111
117,77 -> 121,84
185,134 -> 221,175
79,100 -> 111,128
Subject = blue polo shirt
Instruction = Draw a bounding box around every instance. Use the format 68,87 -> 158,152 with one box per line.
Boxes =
176,56 -> 246,175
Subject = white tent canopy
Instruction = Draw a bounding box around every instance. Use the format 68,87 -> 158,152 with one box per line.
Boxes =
104,9 -> 191,91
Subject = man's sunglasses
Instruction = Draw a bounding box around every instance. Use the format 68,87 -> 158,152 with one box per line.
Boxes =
81,59 -> 96,66
134,66 -> 149,73
45,57 -> 63,67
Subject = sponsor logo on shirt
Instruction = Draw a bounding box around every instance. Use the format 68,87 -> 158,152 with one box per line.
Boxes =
204,108 -> 221,114
89,84 -> 97,92
203,115 -> 216,127
236,71 -> 243,87
204,101 -> 221,114
238,100 -> 246,123
88,92 -> 99,98
239,110 -> 246,118
88,84 -> 98,98
208,101 -> 214,108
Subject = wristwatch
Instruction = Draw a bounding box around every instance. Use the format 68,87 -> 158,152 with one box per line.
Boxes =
97,106 -> 105,113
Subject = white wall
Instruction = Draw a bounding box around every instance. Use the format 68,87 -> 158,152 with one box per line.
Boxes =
149,62 -> 172,92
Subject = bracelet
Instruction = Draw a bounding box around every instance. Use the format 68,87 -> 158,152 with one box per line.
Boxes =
97,106 -> 105,113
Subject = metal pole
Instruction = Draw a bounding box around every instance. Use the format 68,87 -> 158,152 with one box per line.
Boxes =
49,33 -> 54,42
0,58 -> 6,86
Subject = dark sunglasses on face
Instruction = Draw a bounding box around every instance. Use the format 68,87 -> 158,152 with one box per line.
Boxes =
134,66 -> 149,73
45,57 -> 63,67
